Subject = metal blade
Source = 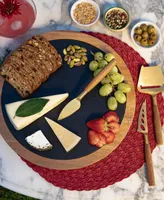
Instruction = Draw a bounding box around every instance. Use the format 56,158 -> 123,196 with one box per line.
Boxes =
58,98 -> 81,120
137,100 -> 148,133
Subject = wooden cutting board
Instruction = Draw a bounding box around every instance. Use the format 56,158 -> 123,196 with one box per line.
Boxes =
0,31 -> 136,170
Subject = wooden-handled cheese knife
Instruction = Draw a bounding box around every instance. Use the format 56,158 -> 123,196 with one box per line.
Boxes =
138,100 -> 155,186
58,59 -> 116,120
137,65 -> 164,145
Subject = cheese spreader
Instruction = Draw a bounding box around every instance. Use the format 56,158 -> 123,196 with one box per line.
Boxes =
137,65 -> 164,145
138,100 -> 155,186
58,59 -> 116,120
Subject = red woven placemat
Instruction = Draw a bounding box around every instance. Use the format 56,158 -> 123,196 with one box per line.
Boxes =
22,32 -> 164,191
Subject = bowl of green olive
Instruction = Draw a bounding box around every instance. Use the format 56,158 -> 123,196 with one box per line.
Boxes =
131,21 -> 161,49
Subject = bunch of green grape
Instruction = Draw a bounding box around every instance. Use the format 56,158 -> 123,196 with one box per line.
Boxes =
89,52 -> 131,111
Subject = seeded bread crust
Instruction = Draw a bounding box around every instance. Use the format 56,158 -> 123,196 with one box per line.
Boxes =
0,35 -> 62,98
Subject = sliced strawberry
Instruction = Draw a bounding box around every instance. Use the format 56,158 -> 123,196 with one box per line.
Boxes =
96,140 -> 105,147
88,130 -> 100,145
101,130 -> 114,138
86,118 -> 108,133
108,122 -> 120,133
106,132 -> 115,144
97,133 -> 107,145
103,111 -> 119,123
103,111 -> 117,118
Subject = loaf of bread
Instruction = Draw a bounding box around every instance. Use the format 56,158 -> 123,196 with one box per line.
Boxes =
0,36 -> 62,97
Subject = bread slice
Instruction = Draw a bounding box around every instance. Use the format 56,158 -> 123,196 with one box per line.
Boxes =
29,36 -> 62,72
5,67 -> 33,97
0,35 -> 62,97
6,56 -> 41,91
27,37 -> 60,73
5,60 -> 35,91
14,46 -> 50,81
11,49 -> 48,83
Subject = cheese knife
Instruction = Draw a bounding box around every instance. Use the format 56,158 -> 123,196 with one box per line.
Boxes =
138,100 -> 155,186
58,58 -> 116,120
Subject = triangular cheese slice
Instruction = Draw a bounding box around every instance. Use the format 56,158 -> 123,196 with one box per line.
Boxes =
45,117 -> 81,152
5,93 -> 68,130
25,130 -> 53,151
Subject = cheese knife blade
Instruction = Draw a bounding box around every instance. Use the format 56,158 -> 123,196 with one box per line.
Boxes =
58,59 -> 116,120
137,100 -> 148,133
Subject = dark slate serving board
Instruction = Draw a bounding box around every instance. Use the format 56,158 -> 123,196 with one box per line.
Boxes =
1,39 -> 125,160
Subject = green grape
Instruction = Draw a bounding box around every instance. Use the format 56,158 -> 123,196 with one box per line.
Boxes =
89,60 -> 99,71
104,53 -> 115,62
110,72 -> 122,81
98,60 -> 108,68
93,68 -> 102,77
99,84 -> 113,96
101,75 -> 112,85
107,97 -> 118,110
111,79 -> 121,85
110,66 -> 118,73
94,52 -> 103,61
120,74 -> 124,83
110,72 -> 124,85
117,83 -> 131,93
114,90 -> 126,104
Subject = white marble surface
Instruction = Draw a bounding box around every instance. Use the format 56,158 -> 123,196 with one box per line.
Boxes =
0,0 -> 164,199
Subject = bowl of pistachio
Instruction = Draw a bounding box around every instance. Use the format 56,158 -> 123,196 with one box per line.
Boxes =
131,21 -> 161,49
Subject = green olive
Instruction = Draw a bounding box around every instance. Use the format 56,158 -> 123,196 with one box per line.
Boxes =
140,39 -> 148,46
150,33 -> 157,40
148,39 -> 155,46
140,24 -> 148,31
134,27 -> 142,35
148,25 -> 155,34
142,31 -> 149,39
134,34 -> 142,42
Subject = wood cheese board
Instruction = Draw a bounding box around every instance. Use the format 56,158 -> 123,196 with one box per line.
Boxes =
0,31 -> 136,170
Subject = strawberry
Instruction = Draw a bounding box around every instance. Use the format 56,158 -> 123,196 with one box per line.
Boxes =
96,133 -> 107,147
106,132 -> 115,144
96,140 -> 105,147
88,130 -> 107,148
86,114 -> 120,135
86,118 -> 108,133
101,130 -> 114,138
103,111 -> 117,117
103,111 -> 119,123
108,122 -> 120,133
97,133 -> 107,144
88,130 -> 100,145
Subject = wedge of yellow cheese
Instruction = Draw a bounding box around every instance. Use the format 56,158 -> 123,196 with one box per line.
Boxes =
45,117 -> 81,152
5,93 -> 68,130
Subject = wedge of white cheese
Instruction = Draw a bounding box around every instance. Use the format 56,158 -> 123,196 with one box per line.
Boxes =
45,117 -> 81,152
5,93 -> 69,130
25,130 -> 52,151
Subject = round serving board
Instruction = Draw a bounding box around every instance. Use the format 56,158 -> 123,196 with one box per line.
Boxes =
0,31 -> 136,170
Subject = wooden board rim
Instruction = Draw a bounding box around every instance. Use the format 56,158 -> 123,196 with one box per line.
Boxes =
0,31 -> 136,170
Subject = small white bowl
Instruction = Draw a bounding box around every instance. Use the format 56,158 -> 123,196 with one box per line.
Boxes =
70,0 -> 100,27
131,21 -> 161,50
104,7 -> 130,32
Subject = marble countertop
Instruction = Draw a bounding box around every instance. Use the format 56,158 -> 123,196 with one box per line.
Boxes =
0,0 -> 164,199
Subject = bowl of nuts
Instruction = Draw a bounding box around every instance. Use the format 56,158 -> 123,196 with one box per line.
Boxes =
131,21 -> 161,49
70,0 -> 100,26
104,7 -> 130,31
